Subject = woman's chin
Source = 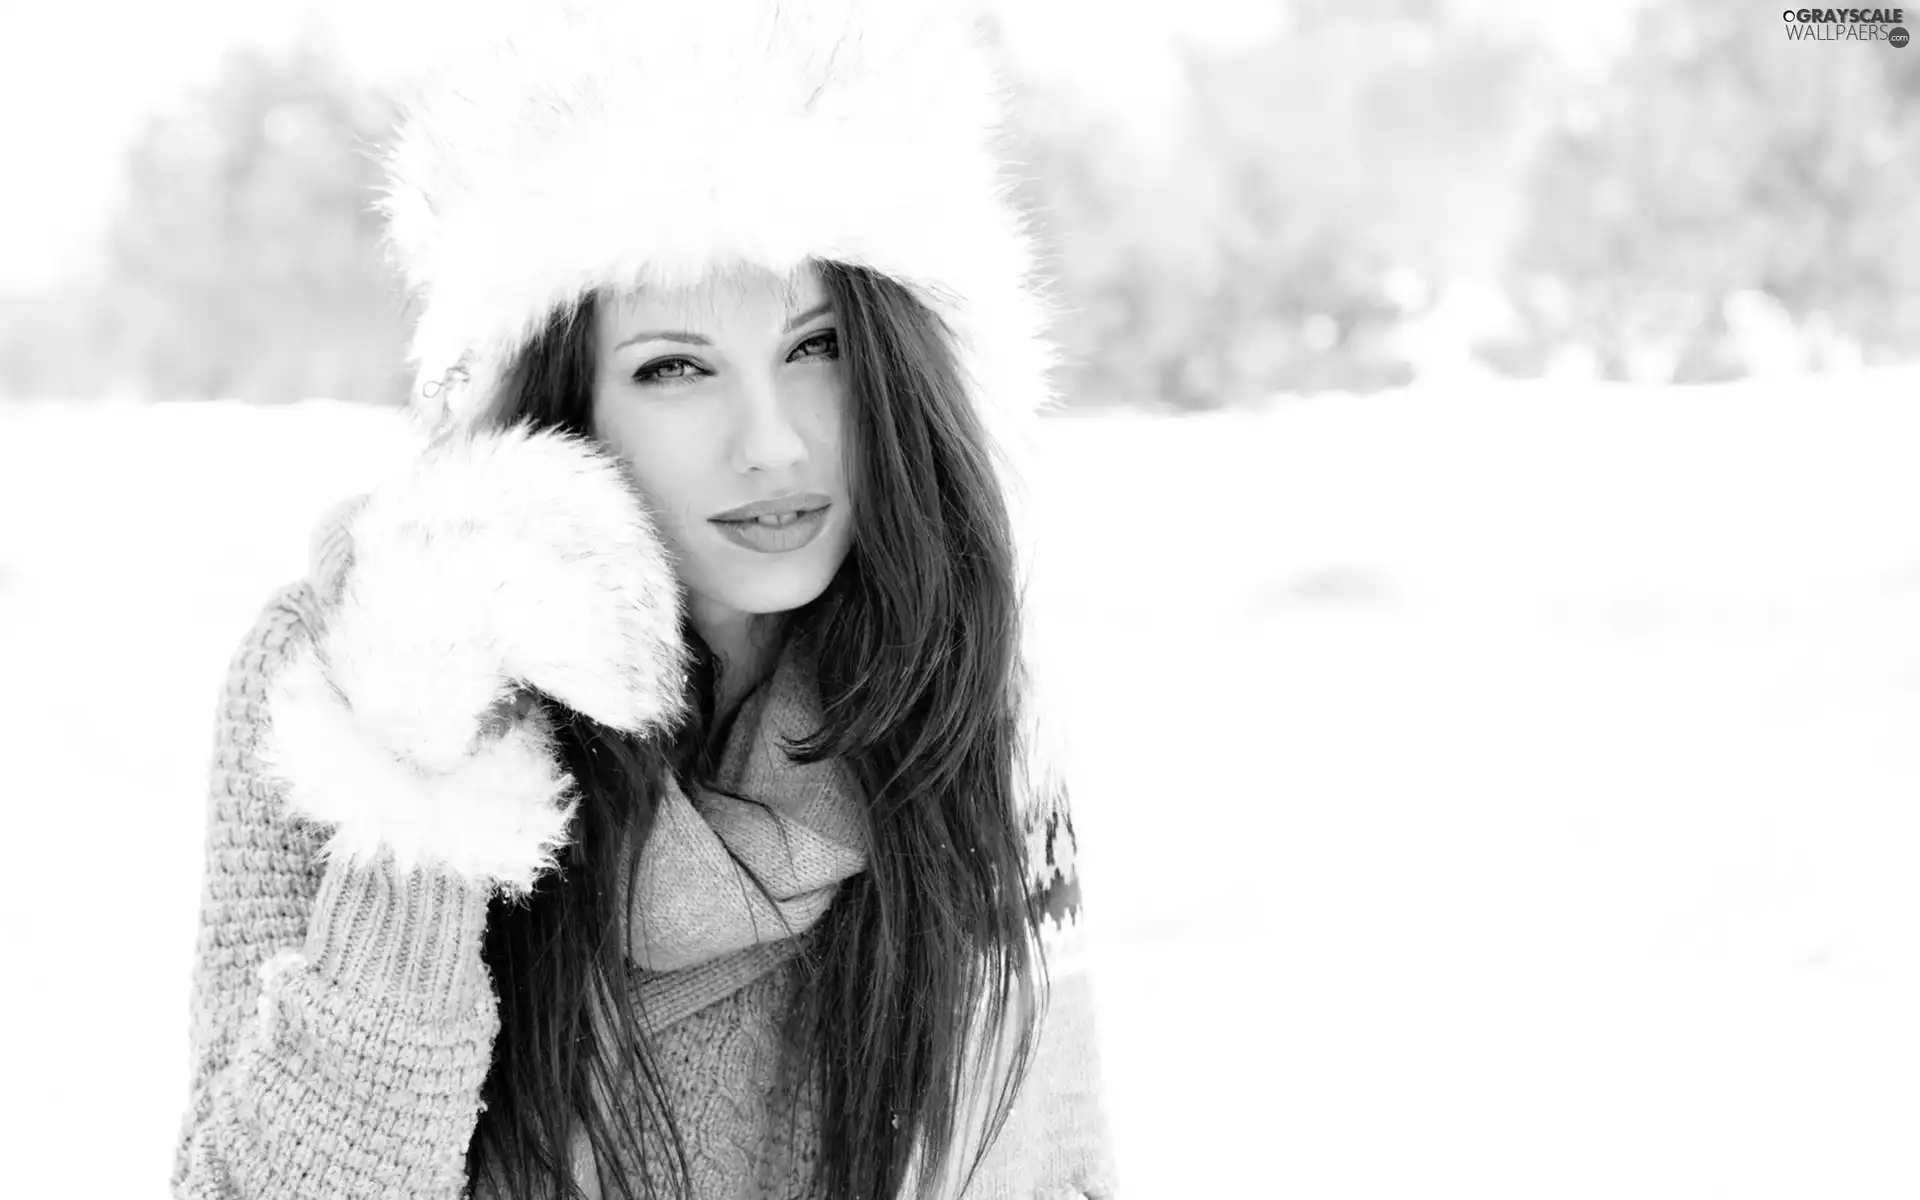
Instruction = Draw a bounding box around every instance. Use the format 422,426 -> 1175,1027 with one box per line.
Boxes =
715,574 -> 837,617
688,519 -> 850,617
693,553 -> 844,617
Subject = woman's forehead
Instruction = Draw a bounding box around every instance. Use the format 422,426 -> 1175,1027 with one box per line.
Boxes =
600,263 -> 828,334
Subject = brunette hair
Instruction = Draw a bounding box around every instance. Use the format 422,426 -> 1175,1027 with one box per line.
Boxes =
467,262 -> 1044,1200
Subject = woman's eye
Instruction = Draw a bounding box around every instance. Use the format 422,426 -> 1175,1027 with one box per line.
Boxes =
633,357 -> 703,385
790,330 -> 839,362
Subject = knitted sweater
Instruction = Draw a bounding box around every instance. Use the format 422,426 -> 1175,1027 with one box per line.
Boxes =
171,540 -> 1116,1197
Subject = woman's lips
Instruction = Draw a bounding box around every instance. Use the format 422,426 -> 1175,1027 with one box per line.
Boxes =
710,493 -> 832,522
710,504 -> 830,553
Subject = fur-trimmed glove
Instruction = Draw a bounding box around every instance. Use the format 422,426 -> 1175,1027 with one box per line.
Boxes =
259,424 -> 689,895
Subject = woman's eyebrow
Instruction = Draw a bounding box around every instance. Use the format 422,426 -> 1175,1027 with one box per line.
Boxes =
783,302 -> 832,332
613,329 -> 709,351
613,303 -> 832,352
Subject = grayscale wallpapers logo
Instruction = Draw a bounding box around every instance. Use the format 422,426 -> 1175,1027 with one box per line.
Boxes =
1781,7 -> 1911,43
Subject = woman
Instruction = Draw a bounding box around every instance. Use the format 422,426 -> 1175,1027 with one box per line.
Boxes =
171,2 -> 1114,1198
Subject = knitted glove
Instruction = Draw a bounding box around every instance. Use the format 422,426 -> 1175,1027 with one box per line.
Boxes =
258,424 -> 688,895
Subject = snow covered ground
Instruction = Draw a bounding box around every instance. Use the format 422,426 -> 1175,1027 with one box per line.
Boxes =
3,373 -> 1918,1197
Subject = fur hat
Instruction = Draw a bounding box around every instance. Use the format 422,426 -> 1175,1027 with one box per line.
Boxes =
375,0 -> 1078,889
379,0 -> 1054,438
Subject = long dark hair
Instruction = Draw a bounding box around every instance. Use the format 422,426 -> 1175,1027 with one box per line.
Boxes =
467,262 -> 1044,1200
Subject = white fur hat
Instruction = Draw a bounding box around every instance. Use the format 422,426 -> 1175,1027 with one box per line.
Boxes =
376,0 -> 1076,846
379,0 -> 1056,440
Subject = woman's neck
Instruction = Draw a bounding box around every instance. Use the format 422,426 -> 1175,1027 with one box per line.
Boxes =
694,605 -> 784,723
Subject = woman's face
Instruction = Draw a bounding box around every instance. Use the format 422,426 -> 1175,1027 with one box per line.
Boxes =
589,265 -> 854,639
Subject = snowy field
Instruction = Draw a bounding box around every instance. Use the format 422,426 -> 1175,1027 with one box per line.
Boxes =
3,373 -> 1919,1197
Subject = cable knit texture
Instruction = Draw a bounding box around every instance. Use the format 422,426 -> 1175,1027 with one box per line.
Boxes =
173,572 -> 1118,1198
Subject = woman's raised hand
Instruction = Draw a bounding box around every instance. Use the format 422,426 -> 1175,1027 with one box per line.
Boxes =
259,424 -> 689,893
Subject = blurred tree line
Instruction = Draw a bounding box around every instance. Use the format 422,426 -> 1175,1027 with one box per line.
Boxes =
1501,0 -> 1920,383
0,40 -> 408,403
2,0 -> 1914,406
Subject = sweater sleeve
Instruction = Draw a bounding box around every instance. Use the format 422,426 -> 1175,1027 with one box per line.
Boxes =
962,941 -> 1121,1200
955,800 -> 1122,1200
171,580 -> 501,1200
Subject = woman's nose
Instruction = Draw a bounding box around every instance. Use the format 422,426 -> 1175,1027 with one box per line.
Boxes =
729,374 -> 807,475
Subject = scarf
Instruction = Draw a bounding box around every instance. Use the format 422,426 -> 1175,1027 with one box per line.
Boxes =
622,642 -> 869,1019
